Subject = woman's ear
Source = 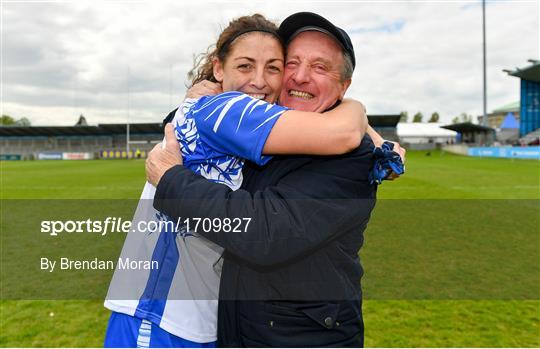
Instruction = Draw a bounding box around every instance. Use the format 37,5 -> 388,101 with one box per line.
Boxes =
212,57 -> 224,83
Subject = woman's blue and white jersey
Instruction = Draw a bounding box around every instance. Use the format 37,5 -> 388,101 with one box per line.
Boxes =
104,92 -> 287,343
177,91 -> 287,190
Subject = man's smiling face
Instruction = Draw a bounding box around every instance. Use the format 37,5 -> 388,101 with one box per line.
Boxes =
278,31 -> 351,112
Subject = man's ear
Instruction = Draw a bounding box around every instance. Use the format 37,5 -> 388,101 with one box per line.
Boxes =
212,57 -> 224,83
339,79 -> 352,100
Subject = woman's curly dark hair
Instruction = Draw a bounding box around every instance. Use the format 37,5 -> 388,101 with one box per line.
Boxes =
187,14 -> 282,87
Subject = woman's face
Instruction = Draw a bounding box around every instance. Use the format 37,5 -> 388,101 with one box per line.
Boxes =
213,33 -> 284,103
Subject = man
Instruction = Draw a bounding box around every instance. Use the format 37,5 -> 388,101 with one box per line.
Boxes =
147,12 -> 399,347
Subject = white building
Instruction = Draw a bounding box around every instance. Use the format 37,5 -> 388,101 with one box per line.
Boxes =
397,123 -> 457,145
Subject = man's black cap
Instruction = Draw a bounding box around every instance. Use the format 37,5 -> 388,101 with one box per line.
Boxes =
278,12 -> 356,70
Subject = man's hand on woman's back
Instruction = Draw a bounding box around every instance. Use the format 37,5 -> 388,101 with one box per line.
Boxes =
146,124 -> 183,186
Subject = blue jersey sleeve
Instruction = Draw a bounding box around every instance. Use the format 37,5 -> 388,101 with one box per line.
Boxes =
187,91 -> 288,166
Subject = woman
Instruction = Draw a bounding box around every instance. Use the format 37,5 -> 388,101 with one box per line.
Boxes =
104,13 -> 385,348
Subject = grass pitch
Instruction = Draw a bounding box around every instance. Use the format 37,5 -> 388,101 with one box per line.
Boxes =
1,151 -> 539,347
2,151 -> 538,199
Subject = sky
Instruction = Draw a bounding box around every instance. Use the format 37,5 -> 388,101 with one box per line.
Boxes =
1,0 -> 538,126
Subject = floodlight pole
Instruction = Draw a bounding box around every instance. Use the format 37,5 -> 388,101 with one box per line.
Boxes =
482,0 -> 487,127
127,66 -> 131,156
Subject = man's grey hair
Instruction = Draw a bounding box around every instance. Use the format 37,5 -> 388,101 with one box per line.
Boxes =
341,50 -> 354,82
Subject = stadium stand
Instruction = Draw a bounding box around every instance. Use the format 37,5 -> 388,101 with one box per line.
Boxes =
441,122 -> 496,145
367,114 -> 400,141
0,123 -> 162,159
1,114 -> 401,160
504,60 -> 540,137
519,128 -> 540,145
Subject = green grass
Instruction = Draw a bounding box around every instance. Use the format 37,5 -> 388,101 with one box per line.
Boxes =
377,150 -> 540,199
1,151 -> 539,200
0,301 -> 109,347
1,159 -> 146,199
1,152 -> 539,347
363,300 -> 540,347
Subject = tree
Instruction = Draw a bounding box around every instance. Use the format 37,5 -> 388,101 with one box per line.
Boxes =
1,115 -> 31,126
15,117 -> 31,126
428,112 -> 440,123
399,111 -> 408,123
459,112 -> 472,123
451,113 -> 472,124
412,112 -> 423,123
1,115 -> 15,126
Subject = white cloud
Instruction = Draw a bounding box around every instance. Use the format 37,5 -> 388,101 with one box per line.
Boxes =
1,0 -> 538,125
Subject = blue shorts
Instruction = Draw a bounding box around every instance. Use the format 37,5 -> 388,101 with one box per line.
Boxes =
104,312 -> 217,348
